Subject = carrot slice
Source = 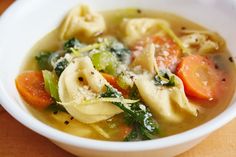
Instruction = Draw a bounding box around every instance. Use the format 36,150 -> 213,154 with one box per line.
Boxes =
131,35 -> 182,71
16,71 -> 53,109
176,55 -> 221,100
118,124 -> 132,139
101,73 -> 128,96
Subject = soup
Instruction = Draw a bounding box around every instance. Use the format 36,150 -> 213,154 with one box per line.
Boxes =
16,5 -> 236,141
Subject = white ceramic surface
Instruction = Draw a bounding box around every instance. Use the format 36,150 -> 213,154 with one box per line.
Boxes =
0,0 -> 236,157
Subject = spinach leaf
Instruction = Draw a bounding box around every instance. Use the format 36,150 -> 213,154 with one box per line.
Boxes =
154,71 -> 176,87
54,59 -> 69,77
46,103 -> 67,113
64,38 -> 84,53
35,52 -> 53,71
101,85 -> 159,141
110,40 -> 131,64
99,37 -> 131,64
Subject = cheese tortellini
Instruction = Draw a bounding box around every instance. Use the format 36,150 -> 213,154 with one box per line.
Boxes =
132,43 -> 156,74
58,57 -> 122,124
60,5 -> 106,40
135,74 -> 197,122
181,31 -> 221,54
121,18 -> 170,46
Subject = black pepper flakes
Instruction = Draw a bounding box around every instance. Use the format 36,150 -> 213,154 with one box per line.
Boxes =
222,78 -> 226,82
137,9 -> 142,14
70,117 -> 74,120
181,26 -> 186,30
229,57 -> 234,63
53,111 -> 58,115
214,64 -> 219,69
78,77 -> 84,81
91,71 -> 95,75
64,121 -> 69,125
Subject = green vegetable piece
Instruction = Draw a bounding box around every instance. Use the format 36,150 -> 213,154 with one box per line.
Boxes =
154,71 -> 176,87
91,51 -> 118,75
101,85 -> 159,141
100,37 -> 131,64
54,59 -> 69,77
46,103 -> 67,113
35,52 -> 53,71
110,39 -> 131,63
117,73 -> 131,90
42,70 -> 60,101
64,38 -> 84,53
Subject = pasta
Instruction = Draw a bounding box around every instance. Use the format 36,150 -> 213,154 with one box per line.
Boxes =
135,74 -> 197,122
60,5 -> 106,40
58,57 -> 122,123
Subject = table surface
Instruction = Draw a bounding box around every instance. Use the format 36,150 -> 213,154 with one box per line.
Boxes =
1,1 -> 236,157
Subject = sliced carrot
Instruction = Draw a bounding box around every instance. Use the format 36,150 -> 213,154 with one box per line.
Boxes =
131,35 -> 182,72
101,73 -> 128,96
118,124 -> 132,139
16,71 -> 53,109
176,55 -> 221,100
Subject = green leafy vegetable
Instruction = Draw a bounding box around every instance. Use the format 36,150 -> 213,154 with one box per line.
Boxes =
129,85 -> 140,100
54,59 -> 69,77
64,38 -> 84,53
109,39 -> 131,64
42,70 -> 60,101
35,52 -> 54,70
154,71 -> 176,87
101,85 -> 159,141
46,103 -> 67,113
99,37 -> 131,64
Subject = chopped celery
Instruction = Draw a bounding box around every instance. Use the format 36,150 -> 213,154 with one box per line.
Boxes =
117,74 -> 130,90
42,70 -> 60,101
91,51 -> 118,75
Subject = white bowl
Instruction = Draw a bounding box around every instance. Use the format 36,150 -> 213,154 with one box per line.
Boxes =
0,0 -> 236,157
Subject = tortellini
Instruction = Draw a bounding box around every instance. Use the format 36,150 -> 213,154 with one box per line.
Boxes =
181,32 -> 219,54
58,57 -> 122,124
135,74 -> 197,122
132,43 -> 156,74
60,5 -> 106,40
121,18 -> 170,46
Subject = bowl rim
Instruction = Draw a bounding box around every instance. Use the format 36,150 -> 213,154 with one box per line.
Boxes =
1,0 -> 236,152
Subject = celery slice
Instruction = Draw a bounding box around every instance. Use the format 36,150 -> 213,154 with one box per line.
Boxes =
42,70 -> 60,101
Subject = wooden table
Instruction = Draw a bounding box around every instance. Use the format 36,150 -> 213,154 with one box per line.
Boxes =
1,107 -> 236,157
1,1 -> 236,157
